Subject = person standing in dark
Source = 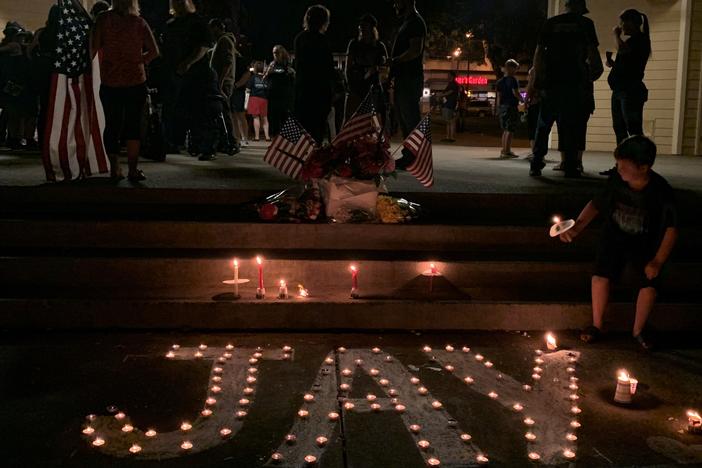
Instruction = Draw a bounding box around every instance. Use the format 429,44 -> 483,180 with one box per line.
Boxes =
209,18 -> 239,152
293,5 -> 335,143
440,70 -> 459,143
344,14 -> 387,121
600,9 -> 651,176
28,7 -> 59,151
93,0 -> 160,180
159,0 -> 211,153
528,0 -> 603,178
264,45 -> 295,137
388,0 -> 426,169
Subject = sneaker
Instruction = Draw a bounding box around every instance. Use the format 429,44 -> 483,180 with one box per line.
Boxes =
198,154 -> 216,161
500,152 -> 519,159
529,162 -> 545,177
241,139 -> 249,147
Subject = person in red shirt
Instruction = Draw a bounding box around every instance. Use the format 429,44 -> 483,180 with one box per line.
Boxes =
93,0 -> 159,181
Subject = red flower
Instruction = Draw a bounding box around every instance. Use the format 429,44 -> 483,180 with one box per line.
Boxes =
259,203 -> 279,220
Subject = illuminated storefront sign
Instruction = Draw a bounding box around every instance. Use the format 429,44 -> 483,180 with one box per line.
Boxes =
455,75 -> 489,86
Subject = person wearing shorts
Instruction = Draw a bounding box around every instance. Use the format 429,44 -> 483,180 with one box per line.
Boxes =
439,70 -> 459,143
495,59 -> 522,158
246,61 -> 269,141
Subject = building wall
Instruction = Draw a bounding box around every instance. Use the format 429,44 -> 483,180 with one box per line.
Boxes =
682,0 -> 702,155
0,1 -> 98,31
549,0 -> 689,155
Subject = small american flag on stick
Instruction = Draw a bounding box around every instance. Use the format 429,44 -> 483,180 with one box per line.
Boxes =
263,117 -> 316,180
403,114 -> 434,188
332,89 -> 381,148
42,0 -> 110,182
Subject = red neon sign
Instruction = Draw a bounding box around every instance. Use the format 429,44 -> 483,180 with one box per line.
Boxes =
455,75 -> 488,86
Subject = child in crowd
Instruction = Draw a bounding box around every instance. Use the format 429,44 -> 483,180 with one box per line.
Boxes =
559,136 -> 677,350
495,59 -> 523,159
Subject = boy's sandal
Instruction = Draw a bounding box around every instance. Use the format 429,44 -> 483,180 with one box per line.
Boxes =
580,325 -> 602,343
634,331 -> 654,351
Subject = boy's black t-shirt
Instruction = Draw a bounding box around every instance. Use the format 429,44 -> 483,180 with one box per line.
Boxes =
390,11 -> 427,79
496,75 -> 519,107
537,13 -> 599,89
593,170 -> 677,251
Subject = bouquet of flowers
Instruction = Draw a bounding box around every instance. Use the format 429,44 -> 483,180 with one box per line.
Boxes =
256,185 -> 322,223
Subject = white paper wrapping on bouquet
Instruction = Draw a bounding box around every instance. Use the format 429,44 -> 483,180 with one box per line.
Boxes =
318,176 -> 380,218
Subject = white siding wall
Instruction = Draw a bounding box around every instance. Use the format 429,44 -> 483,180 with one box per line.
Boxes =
549,0 -> 685,155
682,0 -> 702,155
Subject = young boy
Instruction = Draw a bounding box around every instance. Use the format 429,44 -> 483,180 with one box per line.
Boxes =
560,136 -> 677,350
495,59 -> 523,159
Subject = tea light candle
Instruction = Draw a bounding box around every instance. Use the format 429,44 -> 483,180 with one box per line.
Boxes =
325,357 -> 334,365
476,454 -> 489,464
194,351 -> 203,358
181,422 -> 192,431
372,347 -> 382,354
410,424 -> 421,433
298,410 -> 309,419
337,346 -> 347,353
462,346 -> 471,353
226,344 -> 234,350
239,398 -> 250,406
460,433 -> 472,441
249,358 -> 259,365
417,440 -> 431,450
355,359 -> 363,366
533,366 -> 543,374
418,387 -> 429,395
546,333 -> 557,351
172,344 -> 180,350
379,379 -> 390,386
570,420 -> 581,429
388,389 -> 399,397
145,429 -> 157,438
235,410 -> 247,419
427,457 -> 441,466
370,403 -> 382,412
115,412 -> 126,420
385,355 -> 393,362
688,410 -> 702,433
532,373 -> 541,381
369,368 -> 380,376
422,345 -> 432,353
523,385 -> 532,391
244,387 -> 255,395
571,406 -> 582,414
535,349 -> 543,356
166,351 -> 175,358
570,394 -> 579,401
285,434 -> 297,444
528,452 -> 540,461
122,424 -> 134,433
488,391 -> 499,399
223,352 -> 232,359
411,377 -> 421,385
341,368 -> 352,377
278,279 -> 289,299
304,393 -> 315,402
344,402 -> 355,411
129,444 -> 142,454
181,441 -> 193,450
445,365 -> 455,372
366,394 -> 377,402
484,361 -> 493,368
282,345 -> 292,353
567,367 -> 576,374
304,455 -> 317,465
316,436 -> 328,447
566,433 -> 578,441
534,357 -> 544,364
201,409 -> 213,417
211,386 -> 222,393
206,397 -> 217,405
395,404 -> 406,413
92,437 -> 105,447
464,376 -> 474,384
445,344 -> 455,352
563,449 -> 576,459
82,426 -> 95,435
339,383 -> 351,391
475,354 -> 484,361
614,370 -> 636,404
569,383 -> 579,390
328,412 -> 340,421
524,417 -> 535,426
512,403 -> 524,412
271,453 -> 284,462
431,400 -> 443,409
525,432 -> 537,441
246,376 -> 257,384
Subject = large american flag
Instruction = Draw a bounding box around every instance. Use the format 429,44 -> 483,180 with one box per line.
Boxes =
332,89 -> 381,148
42,0 -> 109,182
263,117 -> 316,180
403,115 -> 434,188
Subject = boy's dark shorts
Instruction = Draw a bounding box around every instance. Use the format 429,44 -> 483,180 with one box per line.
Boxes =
498,105 -> 519,132
594,225 -> 664,290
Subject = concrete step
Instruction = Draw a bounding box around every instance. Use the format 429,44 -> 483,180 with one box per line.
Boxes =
1,258 -> 699,300
2,220 -> 702,261
1,298 -> 698,331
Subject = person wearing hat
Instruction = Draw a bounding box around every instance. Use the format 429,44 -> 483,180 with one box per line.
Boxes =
344,14 -> 388,122
528,0 -> 603,178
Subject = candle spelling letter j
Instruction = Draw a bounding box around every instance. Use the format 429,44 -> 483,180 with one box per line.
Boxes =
350,265 -> 359,299
256,256 -> 265,299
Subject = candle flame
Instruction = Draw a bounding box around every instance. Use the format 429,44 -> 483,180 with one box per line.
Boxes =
552,216 -> 561,224
280,279 -> 286,287
350,265 -> 357,272
618,369 -> 630,381
233,258 -> 238,267
687,410 -> 701,418
546,333 -> 557,347
297,284 -> 309,297
256,256 -> 263,265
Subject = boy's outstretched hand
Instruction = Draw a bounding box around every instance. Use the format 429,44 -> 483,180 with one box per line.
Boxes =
559,228 -> 579,243
645,261 -> 662,280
